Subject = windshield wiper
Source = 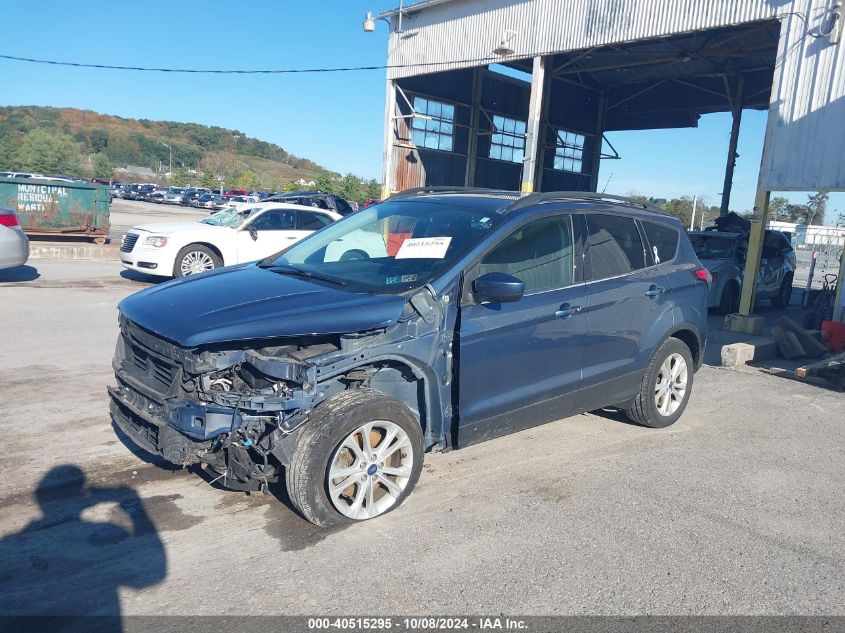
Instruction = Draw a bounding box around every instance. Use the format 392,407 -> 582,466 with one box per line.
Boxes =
259,263 -> 347,286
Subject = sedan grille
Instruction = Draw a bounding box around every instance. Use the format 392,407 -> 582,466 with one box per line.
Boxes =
121,233 -> 140,253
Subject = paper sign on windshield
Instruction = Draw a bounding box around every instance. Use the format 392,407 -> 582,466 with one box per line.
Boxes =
394,237 -> 452,259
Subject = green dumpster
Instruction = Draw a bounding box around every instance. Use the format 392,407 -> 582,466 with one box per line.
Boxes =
0,176 -> 110,243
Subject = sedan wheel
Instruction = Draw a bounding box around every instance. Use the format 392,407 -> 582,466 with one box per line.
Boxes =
327,420 -> 414,520
173,244 -> 221,277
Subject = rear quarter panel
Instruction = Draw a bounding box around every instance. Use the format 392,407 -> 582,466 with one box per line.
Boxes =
666,235 -> 709,366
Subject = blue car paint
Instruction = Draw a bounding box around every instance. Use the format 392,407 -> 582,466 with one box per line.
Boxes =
110,193 -> 709,489
119,263 -> 407,347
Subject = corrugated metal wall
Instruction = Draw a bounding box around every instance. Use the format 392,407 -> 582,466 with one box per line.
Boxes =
759,0 -> 845,191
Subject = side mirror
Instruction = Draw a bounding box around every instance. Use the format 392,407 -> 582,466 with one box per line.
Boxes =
249,226 -> 258,241
473,272 -> 525,304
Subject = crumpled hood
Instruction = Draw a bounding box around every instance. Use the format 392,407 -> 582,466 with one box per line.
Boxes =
118,264 -> 407,347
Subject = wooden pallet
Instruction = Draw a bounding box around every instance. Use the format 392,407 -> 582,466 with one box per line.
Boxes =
795,352 -> 845,389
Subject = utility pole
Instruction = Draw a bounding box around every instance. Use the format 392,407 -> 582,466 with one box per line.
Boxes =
689,195 -> 698,231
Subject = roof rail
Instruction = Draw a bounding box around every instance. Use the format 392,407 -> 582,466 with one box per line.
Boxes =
508,191 -> 667,214
387,186 -> 521,200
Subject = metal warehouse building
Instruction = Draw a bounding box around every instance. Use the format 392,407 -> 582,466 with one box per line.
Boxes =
376,0 -> 845,321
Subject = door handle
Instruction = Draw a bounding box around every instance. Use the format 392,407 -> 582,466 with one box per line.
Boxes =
645,285 -> 665,298
555,304 -> 582,319
285,236 -> 298,240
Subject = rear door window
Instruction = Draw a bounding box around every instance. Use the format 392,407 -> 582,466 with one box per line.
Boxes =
584,214 -> 647,281
641,221 -> 679,265
250,210 -> 296,231
298,211 -> 333,230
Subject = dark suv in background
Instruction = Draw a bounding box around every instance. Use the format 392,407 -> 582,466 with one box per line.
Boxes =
264,191 -> 355,216
110,189 -> 709,527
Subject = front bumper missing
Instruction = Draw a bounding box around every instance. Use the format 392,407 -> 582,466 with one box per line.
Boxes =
108,385 -> 217,465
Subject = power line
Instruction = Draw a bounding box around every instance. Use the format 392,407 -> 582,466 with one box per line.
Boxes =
0,52 -> 502,74
0,13 -> 818,76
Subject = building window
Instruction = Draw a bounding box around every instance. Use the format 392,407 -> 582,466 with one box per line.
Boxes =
411,97 -> 454,152
554,129 -> 586,173
489,115 -> 526,163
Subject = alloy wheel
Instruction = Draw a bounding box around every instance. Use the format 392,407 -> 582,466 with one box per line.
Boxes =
327,420 -> 414,520
180,251 -> 215,275
654,353 -> 688,416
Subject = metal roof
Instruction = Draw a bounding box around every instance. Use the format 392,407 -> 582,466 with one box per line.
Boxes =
381,0 -> 845,193
382,0 -> 787,80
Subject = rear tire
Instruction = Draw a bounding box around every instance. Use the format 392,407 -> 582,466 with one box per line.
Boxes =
772,273 -> 793,308
173,244 -> 221,277
623,338 -> 694,428
286,388 -> 424,527
718,282 -> 739,315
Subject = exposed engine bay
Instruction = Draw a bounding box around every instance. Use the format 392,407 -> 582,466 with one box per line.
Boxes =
109,285 -> 457,491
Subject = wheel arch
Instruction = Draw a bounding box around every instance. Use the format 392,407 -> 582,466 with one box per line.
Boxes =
189,241 -> 225,265
666,325 -> 703,370
323,358 -> 439,448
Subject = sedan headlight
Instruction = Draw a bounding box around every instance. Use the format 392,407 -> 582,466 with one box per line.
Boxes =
143,236 -> 168,248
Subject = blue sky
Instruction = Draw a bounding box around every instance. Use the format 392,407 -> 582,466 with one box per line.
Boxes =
0,1 -> 841,220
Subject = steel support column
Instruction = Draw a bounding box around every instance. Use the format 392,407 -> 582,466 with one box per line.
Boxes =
590,94 -> 607,191
737,189 -> 770,316
521,56 -> 546,194
464,68 -> 483,187
381,79 -> 397,199
720,75 -> 744,216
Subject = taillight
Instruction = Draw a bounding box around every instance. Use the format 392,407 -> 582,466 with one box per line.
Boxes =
694,268 -> 712,284
0,212 -> 20,228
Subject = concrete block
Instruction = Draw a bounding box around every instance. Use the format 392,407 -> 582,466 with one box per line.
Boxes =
721,342 -> 756,367
723,313 -> 765,336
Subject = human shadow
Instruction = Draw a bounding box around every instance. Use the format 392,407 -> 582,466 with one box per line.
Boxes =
0,465 -> 167,632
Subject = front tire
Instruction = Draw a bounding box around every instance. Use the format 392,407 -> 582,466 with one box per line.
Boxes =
718,282 -> 739,315
772,273 -> 793,308
173,244 -> 221,277
623,337 -> 694,428
286,389 -> 424,527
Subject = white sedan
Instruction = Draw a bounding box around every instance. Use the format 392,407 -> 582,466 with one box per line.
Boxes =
119,202 -> 387,278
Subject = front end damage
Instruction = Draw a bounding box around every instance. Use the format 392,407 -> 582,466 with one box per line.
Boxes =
109,286 -> 457,491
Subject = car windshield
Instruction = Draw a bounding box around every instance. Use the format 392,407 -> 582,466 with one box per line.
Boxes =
689,234 -> 738,259
201,206 -> 258,228
260,199 -> 504,294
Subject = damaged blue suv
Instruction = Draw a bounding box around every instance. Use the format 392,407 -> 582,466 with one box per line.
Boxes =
110,190 -> 709,526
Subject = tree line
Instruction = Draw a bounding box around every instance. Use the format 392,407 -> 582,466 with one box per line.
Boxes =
627,192 -> 837,228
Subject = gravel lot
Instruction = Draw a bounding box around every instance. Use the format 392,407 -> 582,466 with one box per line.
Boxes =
0,259 -> 843,618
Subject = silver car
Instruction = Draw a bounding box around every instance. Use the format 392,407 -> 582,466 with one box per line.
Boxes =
688,229 -> 796,314
0,208 -> 30,270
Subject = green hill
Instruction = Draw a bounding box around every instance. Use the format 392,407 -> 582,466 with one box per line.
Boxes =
0,105 -> 335,189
